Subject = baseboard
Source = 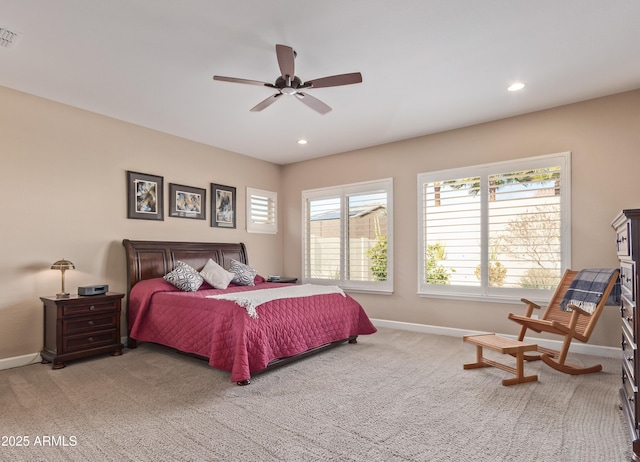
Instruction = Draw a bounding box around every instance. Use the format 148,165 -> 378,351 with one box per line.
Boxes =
370,318 -> 620,359
0,337 -> 130,372
0,352 -> 42,371
0,326 -> 619,372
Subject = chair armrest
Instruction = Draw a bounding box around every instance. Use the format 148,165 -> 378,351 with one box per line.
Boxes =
567,303 -> 591,317
520,298 -> 541,318
520,298 -> 541,309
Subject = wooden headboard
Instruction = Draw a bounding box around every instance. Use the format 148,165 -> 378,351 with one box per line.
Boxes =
122,239 -> 248,295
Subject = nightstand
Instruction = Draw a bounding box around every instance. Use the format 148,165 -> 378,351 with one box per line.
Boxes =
40,292 -> 124,369
266,277 -> 298,284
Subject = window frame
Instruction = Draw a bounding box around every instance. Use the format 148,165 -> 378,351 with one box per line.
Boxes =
302,178 -> 394,294
417,152 -> 571,303
246,187 -> 277,234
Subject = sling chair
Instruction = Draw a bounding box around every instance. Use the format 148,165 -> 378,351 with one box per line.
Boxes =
507,268 -> 619,375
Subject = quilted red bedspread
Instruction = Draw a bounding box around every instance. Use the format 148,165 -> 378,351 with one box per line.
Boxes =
128,278 -> 377,382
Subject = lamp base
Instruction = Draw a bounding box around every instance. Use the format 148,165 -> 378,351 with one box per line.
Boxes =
56,292 -> 70,299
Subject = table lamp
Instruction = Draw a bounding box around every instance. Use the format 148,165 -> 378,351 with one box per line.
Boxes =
51,259 -> 75,298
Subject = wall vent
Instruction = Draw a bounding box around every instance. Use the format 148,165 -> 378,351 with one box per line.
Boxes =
0,26 -> 20,48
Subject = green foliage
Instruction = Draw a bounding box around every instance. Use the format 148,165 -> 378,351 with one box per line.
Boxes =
474,261 -> 507,287
367,235 -> 387,281
426,242 -> 454,284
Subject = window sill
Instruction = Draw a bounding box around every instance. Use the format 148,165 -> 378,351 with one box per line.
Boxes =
417,291 -> 549,306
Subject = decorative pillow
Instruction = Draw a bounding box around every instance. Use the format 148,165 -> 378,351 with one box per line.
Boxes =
229,259 -> 257,286
163,261 -> 203,292
200,258 -> 235,290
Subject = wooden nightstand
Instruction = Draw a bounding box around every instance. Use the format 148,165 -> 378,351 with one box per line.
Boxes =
40,292 -> 124,369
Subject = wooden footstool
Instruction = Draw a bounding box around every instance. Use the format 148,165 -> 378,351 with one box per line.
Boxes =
463,333 -> 538,386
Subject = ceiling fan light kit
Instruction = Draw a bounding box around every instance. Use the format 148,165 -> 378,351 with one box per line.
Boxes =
213,44 -> 362,114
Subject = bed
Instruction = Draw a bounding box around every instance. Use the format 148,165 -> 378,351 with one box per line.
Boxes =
122,239 -> 377,384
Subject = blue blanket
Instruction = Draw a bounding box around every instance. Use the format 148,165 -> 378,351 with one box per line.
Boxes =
560,268 -> 620,315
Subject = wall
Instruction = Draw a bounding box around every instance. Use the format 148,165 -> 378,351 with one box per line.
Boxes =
281,89 -> 640,348
0,86 -> 283,364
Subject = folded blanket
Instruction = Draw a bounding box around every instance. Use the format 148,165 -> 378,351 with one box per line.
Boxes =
207,284 -> 345,318
560,268 -> 620,315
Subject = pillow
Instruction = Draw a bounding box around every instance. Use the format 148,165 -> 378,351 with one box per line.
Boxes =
229,259 -> 257,286
163,261 -> 203,292
200,258 -> 235,290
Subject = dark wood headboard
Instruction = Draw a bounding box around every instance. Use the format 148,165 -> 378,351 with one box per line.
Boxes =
122,239 -> 248,295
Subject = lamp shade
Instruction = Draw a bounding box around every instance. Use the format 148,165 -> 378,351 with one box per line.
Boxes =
51,259 -> 75,298
51,259 -> 75,271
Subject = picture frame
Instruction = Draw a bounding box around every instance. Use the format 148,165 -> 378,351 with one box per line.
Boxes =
169,183 -> 206,220
127,171 -> 164,220
211,183 -> 236,229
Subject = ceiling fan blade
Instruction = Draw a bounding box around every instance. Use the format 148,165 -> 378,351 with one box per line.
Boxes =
304,72 -> 363,89
296,92 -> 332,115
213,75 -> 274,87
275,44 -> 295,81
250,93 -> 282,112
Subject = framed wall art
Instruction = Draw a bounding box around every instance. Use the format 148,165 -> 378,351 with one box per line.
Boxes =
169,183 -> 206,220
127,170 -> 164,220
211,183 -> 236,229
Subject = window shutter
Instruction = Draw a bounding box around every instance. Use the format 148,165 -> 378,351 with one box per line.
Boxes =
246,187 -> 277,234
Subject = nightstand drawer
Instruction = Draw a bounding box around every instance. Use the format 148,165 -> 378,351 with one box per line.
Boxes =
62,300 -> 118,317
63,314 -> 118,335
63,330 -> 118,352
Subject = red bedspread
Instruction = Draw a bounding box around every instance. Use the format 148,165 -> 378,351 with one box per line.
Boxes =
128,278 -> 377,382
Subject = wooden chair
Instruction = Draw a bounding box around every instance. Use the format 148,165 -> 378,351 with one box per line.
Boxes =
507,268 -> 619,375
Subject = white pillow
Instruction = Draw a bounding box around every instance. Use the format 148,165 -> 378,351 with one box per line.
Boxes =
163,261 -> 203,292
200,258 -> 234,289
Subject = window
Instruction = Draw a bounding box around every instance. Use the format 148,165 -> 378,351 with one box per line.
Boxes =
302,178 -> 393,293
246,187 -> 277,234
418,152 -> 570,301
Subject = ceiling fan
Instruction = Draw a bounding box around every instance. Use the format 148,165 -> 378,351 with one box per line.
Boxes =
213,44 -> 362,115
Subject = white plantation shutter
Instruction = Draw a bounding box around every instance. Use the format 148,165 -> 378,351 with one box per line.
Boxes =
303,178 -> 393,293
418,152 -> 570,301
246,188 -> 277,234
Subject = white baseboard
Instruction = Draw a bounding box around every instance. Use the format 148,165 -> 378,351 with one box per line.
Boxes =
370,318 -> 620,359
0,326 -> 620,372
0,352 -> 43,371
0,337 -> 129,372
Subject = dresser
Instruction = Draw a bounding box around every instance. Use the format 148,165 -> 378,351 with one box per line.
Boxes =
40,292 -> 124,369
613,209 -> 640,461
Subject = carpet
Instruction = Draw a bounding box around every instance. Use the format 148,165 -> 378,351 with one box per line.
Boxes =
0,327 -> 631,461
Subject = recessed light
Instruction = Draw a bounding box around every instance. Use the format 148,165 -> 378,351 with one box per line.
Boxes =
297,139 -> 308,145
507,82 -> 525,92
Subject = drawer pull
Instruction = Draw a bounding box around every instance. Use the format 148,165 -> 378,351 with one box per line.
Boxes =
627,317 -> 634,323
88,320 -> 94,326
622,339 -> 628,348
630,396 -> 635,403
627,356 -> 634,363
88,337 -> 94,343
618,236 -> 627,244
90,305 -> 95,311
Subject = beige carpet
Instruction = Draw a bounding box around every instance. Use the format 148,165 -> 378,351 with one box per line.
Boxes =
0,327 -> 631,461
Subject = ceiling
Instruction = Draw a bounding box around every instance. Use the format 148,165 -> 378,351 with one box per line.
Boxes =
2,1 -> 639,165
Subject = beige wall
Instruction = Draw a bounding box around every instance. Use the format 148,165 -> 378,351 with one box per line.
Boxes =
0,86 -> 283,361
2,85 -> 638,365
282,89 -> 640,348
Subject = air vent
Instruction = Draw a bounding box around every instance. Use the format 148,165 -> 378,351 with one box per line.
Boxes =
0,26 -> 20,48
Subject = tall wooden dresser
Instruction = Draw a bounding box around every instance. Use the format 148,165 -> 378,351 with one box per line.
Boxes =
613,209 -> 640,461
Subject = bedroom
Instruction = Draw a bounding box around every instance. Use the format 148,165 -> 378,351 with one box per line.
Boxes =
1,1 -> 640,460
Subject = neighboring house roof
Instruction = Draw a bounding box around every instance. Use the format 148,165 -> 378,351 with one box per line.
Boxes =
311,205 -> 386,221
